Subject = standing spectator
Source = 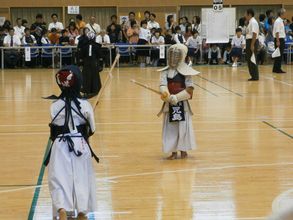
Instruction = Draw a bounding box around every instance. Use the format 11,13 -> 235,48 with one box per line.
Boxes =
106,15 -> 121,38
259,14 -> 266,34
179,16 -> 189,34
96,30 -> 111,66
143,11 -> 151,23
231,28 -> 246,67
76,14 -> 86,30
67,22 -> 79,45
126,21 -> 139,44
137,20 -> 151,67
245,8 -> 259,81
3,28 -> 21,68
185,24 -> 193,41
22,28 -> 37,45
147,13 -> 160,30
174,26 -> 186,44
264,10 -> 274,32
238,17 -> 247,36
186,30 -> 201,65
150,29 -> 165,66
125,12 -> 138,30
86,16 -> 101,35
165,14 -> 176,34
108,24 -> 120,43
14,18 -> 25,40
208,44 -> 221,64
31,14 -> 47,45
192,16 -> 201,35
265,16 -> 275,44
273,8 -> 286,73
48,14 -> 64,33
48,28 -> 60,45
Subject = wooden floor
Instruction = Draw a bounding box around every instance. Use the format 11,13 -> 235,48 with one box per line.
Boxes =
0,64 -> 292,220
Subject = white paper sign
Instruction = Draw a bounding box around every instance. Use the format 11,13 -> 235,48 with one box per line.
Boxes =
25,47 -> 31,61
250,53 -> 256,65
272,47 -> 281,58
68,6 -> 80,15
159,45 -> 165,59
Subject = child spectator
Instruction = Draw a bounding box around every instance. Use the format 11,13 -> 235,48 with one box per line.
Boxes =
223,44 -> 232,64
59,29 -> 70,45
150,29 -> 165,66
174,26 -> 186,44
48,28 -> 60,45
41,29 -> 51,45
22,28 -> 37,45
137,20 -> 151,67
231,28 -> 246,67
208,44 -> 221,65
186,30 -> 201,65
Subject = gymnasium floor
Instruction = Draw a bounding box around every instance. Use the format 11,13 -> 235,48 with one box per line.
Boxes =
0,64 -> 292,220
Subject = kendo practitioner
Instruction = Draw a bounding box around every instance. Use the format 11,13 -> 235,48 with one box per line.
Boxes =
158,44 -> 199,160
79,31 -> 102,98
44,65 -> 99,220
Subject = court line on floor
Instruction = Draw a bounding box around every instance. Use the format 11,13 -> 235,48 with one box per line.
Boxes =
193,82 -> 218,97
262,121 -> 293,139
196,75 -> 243,97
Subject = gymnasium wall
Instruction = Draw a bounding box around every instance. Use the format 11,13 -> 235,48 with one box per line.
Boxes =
1,0 -> 292,28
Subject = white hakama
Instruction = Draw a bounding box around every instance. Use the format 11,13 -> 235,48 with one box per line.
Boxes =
48,99 -> 97,218
159,70 -> 197,153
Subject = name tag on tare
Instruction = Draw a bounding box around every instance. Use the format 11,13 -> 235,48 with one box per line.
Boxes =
169,101 -> 185,122
89,45 -> 92,57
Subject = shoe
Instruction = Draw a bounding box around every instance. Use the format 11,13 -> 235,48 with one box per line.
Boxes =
248,78 -> 258,81
273,70 -> 286,73
232,63 -> 237,67
167,152 -> 177,160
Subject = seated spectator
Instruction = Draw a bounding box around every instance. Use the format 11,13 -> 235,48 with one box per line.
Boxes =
59,29 -> 70,45
238,17 -> 247,36
14,18 -> 25,40
86,16 -> 101,35
223,44 -> 232,64
150,29 -> 165,66
231,28 -> 245,67
174,26 -> 186,44
186,30 -> 201,65
137,20 -> 151,67
3,28 -> 21,68
126,21 -> 139,44
48,13 -> 64,33
164,29 -> 176,45
31,14 -> 47,45
284,19 -> 293,38
48,28 -> 60,45
76,14 -> 86,30
67,22 -> 79,45
208,44 -> 221,65
22,28 -> 37,45
147,13 -> 160,30
41,29 -> 51,45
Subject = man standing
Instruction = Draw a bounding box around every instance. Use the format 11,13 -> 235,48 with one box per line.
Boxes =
273,8 -> 286,74
86,16 -> 101,35
48,14 -> 64,33
13,18 -> 25,40
245,8 -> 259,81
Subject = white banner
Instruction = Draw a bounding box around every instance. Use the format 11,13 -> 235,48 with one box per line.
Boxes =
68,6 -> 80,15
159,45 -> 165,59
25,47 -> 31,62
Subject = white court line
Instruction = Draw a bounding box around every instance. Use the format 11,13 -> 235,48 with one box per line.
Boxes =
1,162 -> 293,194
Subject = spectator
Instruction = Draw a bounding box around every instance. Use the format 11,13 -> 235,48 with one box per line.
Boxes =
238,17 -> 247,36
13,18 -> 25,40
125,12 -> 138,30
108,23 -> 120,43
59,29 -> 70,45
74,28 -> 84,45
67,22 -> 79,45
259,14 -> 266,34
266,16 -> 275,43
22,28 -> 37,45
290,17 -> 293,34
22,19 -> 28,28
147,13 -> 160,30
86,16 -> 101,35
3,20 -> 12,31
41,29 -> 51,45
174,26 -> 186,44
284,19 -> 292,37
150,29 -> 165,66
48,28 -> 60,45
31,14 -> 47,45
192,16 -> 201,35
126,21 -> 139,44
106,15 -> 121,39
186,30 -> 201,65
264,9 -> 274,31
164,29 -> 176,44
0,27 -> 7,47
257,32 -> 266,65
165,14 -> 176,34
3,28 -> 21,68
179,16 -> 189,34
185,23 -> 193,40
208,44 -> 221,65
137,20 -> 151,67
96,30 -> 110,66
223,44 -> 232,64
143,11 -> 151,23
231,28 -> 246,67
76,14 -> 86,30
48,13 -> 64,33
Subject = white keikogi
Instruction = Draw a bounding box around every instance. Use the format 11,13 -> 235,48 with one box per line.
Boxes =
158,44 -> 199,156
45,66 -> 98,219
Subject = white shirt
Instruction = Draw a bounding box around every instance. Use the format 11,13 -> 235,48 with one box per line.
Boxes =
147,21 -> 160,30
273,17 -> 286,38
174,33 -> 186,44
41,36 -> 51,45
208,47 -> 221,59
139,28 -> 151,41
246,17 -> 259,39
192,24 -> 201,35
22,35 -> 36,45
48,22 -> 64,31
186,36 -> 201,49
151,36 -> 165,44
3,35 -> 21,47
96,34 -> 110,44
86,23 -> 101,34
231,35 -> 246,48
13,26 -> 25,39
75,35 -> 81,45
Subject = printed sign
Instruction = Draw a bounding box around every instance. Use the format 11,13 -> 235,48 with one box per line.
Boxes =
213,0 -> 223,12
68,6 -> 80,15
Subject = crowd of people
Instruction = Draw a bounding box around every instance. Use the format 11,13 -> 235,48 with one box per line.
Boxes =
0,8 -> 292,68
